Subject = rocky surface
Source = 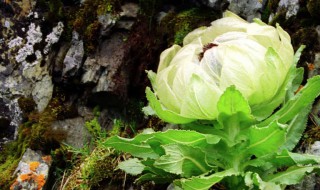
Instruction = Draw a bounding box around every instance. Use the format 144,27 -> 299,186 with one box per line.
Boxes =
50,117 -> 91,149
0,0 -> 320,189
10,148 -> 52,190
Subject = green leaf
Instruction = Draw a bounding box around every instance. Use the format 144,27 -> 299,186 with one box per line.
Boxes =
245,172 -> 282,190
259,76 -> 320,126
137,173 -> 174,184
279,150 -> 320,165
136,159 -> 178,184
154,144 -> 212,177
293,45 -> 305,65
285,67 -> 304,102
146,130 -> 221,156
176,169 -> 238,190
266,165 -> 320,185
103,133 -> 159,159
245,122 -> 286,157
217,85 -> 254,126
118,158 -> 145,175
249,150 -> 320,170
146,87 -> 195,124
152,129 -> 220,147
280,105 -> 311,151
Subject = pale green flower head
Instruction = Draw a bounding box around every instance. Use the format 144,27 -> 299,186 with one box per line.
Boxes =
145,11 -> 295,124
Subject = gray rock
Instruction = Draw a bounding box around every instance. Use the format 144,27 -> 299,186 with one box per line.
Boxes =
11,148 -> 52,190
316,26 -> 320,45
62,31 -> 84,77
228,0 -> 263,21
277,0 -> 300,19
120,3 -> 140,18
32,74 -> 53,112
0,98 -> 15,150
93,32 -> 127,93
195,0 -> 221,8
50,117 -> 91,148
81,57 -> 101,84
98,14 -> 117,36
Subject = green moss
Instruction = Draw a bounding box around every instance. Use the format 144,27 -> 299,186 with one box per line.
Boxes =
84,21 -> 101,53
0,125 -> 34,188
160,8 -> 220,45
85,117 -> 102,138
0,88 -> 78,189
71,0 -> 122,54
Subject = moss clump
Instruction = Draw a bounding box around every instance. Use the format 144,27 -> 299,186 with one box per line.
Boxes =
85,106 -> 102,138
84,21 -> 101,53
71,0 -> 122,54
0,88 -> 78,189
160,8 -> 220,45
60,147 -> 119,190
18,97 -> 36,120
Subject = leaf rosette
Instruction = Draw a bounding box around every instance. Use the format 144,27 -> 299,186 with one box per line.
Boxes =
145,11 -> 295,123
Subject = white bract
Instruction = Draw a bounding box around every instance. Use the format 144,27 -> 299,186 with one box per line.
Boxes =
146,11 -> 294,123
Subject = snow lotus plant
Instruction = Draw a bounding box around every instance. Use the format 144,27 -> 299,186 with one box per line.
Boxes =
104,11 -> 320,190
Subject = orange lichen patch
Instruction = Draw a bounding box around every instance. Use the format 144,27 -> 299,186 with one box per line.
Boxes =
29,161 -> 40,171
35,174 -> 46,190
19,173 -> 32,181
12,173 -> 47,190
42,155 -> 52,164
307,63 -> 315,71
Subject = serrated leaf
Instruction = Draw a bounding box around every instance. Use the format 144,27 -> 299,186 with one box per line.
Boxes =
266,166 -> 320,185
103,134 -> 159,159
279,150 -> 320,165
176,169 -> 238,190
152,129 -> 220,146
247,172 -> 282,190
259,76 -> 320,126
280,105 -> 311,151
246,122 -> 286,157
146,130 -> 221,156
250,150 -> 320,170
217,85 -> 254,125
285,67 -> 304,102
136,159 -> 178,184
146,87 -> 195,124
154,144 -> 212,177
118,158 -> 145,175
293,45 -> 305,65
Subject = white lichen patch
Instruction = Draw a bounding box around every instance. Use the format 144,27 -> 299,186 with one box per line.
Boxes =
26,23 -> 42,44
8,37 -> 23,49
15,23 -> 42,64
16,43 -> 34,63
44,22 -> 64,54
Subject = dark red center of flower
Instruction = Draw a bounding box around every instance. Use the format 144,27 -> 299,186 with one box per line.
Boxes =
199,43 -> 218,61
